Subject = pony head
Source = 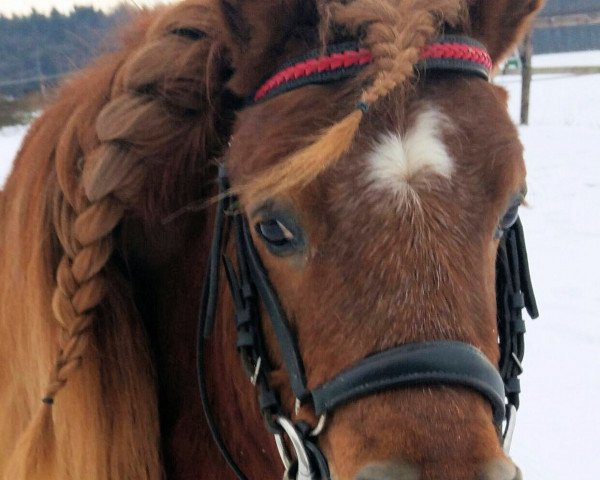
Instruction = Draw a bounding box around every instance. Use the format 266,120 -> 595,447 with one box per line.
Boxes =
216,1 -> 541,479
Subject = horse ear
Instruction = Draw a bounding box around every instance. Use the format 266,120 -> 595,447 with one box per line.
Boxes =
219,0 -> 319,95
467,0 -> 544,65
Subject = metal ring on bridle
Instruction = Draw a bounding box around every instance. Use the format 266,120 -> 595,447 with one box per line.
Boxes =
502,404 -> 517,454
274,434 -> 292,470
274,416 -> 314,480
250,356 -> 262,386
293,399 -> 327,437
309,414 -> 327,437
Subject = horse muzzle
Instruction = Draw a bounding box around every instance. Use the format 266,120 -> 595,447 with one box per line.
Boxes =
354,459 -> 522,480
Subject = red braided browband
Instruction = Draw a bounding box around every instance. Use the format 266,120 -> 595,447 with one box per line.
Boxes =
419,36 -> 492,76
252,36 -> 491,104
254,44 -> 373,102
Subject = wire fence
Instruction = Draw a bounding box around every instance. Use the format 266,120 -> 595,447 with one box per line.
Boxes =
0,72 -> 72,88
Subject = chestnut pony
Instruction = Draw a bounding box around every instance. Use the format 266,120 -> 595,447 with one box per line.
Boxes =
0,1 -> 543,479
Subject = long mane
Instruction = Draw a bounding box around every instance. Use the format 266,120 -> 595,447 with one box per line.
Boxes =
0,3 -> 230,478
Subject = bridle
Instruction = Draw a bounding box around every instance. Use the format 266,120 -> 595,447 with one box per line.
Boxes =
197,36 -> 539,480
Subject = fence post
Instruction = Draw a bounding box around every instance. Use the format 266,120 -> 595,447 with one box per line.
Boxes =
520,31 -> 533,125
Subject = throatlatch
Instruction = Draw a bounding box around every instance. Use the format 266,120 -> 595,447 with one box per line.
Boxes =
197,36 -> 538,480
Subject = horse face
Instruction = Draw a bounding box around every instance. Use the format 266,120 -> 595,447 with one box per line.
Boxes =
219,1 -> 542,478
227,78 -> 525,480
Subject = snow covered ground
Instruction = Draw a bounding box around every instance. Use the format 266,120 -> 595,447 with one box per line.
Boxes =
1,51 -> 599,478
496,52 -> 600,480
0,124 -> 27,187
533,49 -> 600,68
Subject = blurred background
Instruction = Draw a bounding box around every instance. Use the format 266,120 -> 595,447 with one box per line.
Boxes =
1,1 -> 599,479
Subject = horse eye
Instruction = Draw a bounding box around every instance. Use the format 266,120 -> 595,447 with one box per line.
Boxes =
254,215 -> 308,257
256,219 -> 295,246
495,197 -> 523,239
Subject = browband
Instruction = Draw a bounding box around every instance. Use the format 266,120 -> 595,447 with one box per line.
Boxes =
418,35 -> 492,80
252,35 -> 492,103
253,42 -> 373,102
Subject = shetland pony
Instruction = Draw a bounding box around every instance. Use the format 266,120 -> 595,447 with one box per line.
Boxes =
0,1 -> 543,479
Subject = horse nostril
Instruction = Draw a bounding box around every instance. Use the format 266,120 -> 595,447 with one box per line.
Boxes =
481,459 -> 522,480
355,462 -> 419,480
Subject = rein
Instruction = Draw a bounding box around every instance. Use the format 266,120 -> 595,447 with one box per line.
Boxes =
197,36 -> 537,480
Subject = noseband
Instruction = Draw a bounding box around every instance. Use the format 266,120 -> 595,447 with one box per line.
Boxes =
197,36 -> 538,480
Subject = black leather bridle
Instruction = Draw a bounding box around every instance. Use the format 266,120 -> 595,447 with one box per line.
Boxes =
196,36 -> 539,480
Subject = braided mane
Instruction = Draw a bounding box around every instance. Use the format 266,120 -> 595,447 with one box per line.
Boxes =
1,3 -> 231,478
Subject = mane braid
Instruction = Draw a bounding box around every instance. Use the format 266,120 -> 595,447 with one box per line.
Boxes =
3,2 -> 229,478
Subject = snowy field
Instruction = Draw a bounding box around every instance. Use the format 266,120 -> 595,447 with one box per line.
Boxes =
496,52 -> 600,480
0,124 -> 28,187
532,49 -> 600,68
1,51 -> 599,478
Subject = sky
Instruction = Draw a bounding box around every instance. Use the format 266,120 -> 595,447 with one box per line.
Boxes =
0,0 -> 168,17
